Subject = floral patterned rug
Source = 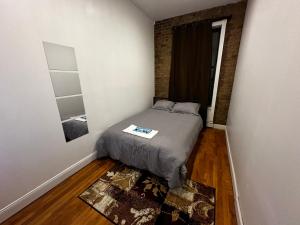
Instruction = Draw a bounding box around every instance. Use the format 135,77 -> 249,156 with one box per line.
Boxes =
79,164 -> 215,225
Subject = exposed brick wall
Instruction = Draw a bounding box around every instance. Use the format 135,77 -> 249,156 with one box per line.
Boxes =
155,1 -> 247,125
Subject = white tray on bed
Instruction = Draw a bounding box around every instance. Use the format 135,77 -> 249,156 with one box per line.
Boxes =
123,124 -> 158,139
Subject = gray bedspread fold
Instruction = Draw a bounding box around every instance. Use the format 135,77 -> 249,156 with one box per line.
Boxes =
96,108 -> 203,188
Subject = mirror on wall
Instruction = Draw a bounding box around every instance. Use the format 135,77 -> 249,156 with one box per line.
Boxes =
43,42 -> 89,142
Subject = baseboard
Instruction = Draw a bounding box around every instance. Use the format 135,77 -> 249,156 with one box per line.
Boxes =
225,128 -> 244,225
213,124 -> 226,130
0,151 -> 97,223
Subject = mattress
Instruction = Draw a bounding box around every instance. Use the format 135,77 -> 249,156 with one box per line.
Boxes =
96,108 -> 203,188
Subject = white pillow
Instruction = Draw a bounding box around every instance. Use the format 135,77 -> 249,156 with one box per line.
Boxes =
172,102 -> 200,115
152,100 -> 175,111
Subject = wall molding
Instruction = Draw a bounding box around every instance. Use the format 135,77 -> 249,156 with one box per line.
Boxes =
225,128 -> 244,225
0,151 -> 97,223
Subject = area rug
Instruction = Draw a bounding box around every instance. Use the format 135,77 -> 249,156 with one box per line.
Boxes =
79,164 -> 215,225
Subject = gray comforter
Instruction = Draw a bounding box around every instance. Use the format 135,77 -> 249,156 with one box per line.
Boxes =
96,108 -> 203,188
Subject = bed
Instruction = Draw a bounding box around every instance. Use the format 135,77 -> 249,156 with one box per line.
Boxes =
96,104 -> 203,188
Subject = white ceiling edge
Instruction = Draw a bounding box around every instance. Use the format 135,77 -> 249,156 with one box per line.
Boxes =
130,0 -> 241,21
129,0 -> 155,22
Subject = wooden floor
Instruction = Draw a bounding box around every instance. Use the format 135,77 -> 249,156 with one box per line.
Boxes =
2,128 -> 237,225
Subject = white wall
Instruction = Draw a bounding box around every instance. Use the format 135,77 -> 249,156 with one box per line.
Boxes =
0,0 -> 154,219
227,0 -> 300,224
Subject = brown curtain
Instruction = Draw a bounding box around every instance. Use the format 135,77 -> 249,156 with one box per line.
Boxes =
169,21 -> 212,126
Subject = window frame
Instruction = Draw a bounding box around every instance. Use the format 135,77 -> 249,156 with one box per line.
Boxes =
207,19 -> 227,127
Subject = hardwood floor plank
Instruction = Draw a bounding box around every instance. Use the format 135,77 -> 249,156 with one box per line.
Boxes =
1,128 -> 237,225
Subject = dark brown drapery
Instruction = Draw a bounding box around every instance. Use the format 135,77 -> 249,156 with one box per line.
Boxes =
169,21 -> 212,126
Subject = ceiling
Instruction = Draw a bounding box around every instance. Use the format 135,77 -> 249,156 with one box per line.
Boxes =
131,0 -> 240,21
